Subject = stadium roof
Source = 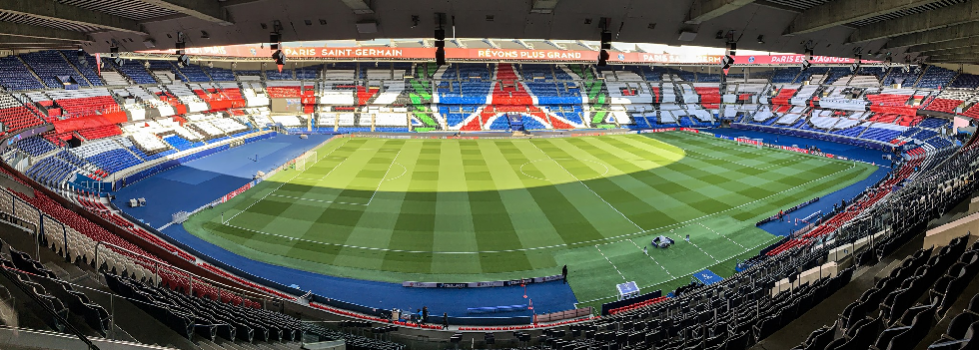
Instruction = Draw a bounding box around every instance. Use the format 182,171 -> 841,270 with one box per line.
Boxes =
0,0 -> 975,64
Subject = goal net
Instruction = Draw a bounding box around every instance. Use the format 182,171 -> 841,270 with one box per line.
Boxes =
295,150 -> 317,172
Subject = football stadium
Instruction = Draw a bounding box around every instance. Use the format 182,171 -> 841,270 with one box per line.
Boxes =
0,1 -> 975,350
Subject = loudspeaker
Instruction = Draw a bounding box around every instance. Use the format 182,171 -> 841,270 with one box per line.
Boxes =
67,137 -> 82,148
436,47 -> 446,66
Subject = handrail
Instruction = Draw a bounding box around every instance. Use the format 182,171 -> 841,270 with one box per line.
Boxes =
0,260 -> 100,350
92,240 -> 279,305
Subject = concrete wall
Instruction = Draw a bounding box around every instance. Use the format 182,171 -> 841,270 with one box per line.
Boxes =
771,261 -> 839,297
923,212 -> 979,250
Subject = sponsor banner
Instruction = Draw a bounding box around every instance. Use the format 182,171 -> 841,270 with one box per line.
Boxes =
403,274 -> 563,288
221,182 -> 252,203
734,137 -> 763,146
637,128 -> 678,134
733,55 -> 869,65
780,145 -> 809,154
138,45 -> 874,65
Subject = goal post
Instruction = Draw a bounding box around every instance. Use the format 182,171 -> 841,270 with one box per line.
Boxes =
295,150 -> 316,172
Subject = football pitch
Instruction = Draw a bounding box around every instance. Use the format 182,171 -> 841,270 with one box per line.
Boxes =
184,131 -> 877,307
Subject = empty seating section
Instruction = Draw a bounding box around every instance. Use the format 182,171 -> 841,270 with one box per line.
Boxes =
823,67 -> 852,85
0,93 -> 44,134
21,51 -> 91,88
949,73 -> 979,89
70,138 -> 144,173
925,90 -> 974,113
266,81 -> 308,98
793,237 -> 977,350
296,65 -> 321,80
770,69 -> 799,83
174,64 -> 211,82
47,89 -> 121,119
12,136 -> 57,157
0,56 -> 45,91
60,51 -> 103,86
108,60 -> 158,84
77,124 -> 122,140
436,63 -> 493,104
959,104 -> 978,120
162,134 -> 205,151
266,69 -> 294,80
794,67 -> 829,84
204,67 -> 235,81
882,68 -> 922,86
916,66 -> 958,88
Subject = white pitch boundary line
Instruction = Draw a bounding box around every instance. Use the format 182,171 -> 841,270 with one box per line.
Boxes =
222,138 -> 351,225
216,162 -> 860,254
573,237 -> 777,306
757,156 -> 811,171
594,245 -> 627,281
682,148 -> 768,171
269,193 -> 367,206
626,239 -> 673,278
685,239 -> 720,263
698,222 -> 746,249
365,148 -> 404,205
525,141 -> 644,231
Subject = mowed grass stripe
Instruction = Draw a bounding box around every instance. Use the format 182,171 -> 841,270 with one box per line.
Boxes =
184,132 -> 877,291
476,141 -> 567,250
540,137 -> 686,230
520,139 -> 645,235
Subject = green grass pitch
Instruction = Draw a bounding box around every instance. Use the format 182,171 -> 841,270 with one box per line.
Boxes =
184,132 -> 877,308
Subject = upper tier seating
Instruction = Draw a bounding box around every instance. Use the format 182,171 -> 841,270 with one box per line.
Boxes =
60,51 -> 104,87
107,60 -> 157,85
266,69 -> 294,80
0,56 -> 46,91
771,69 -> 799,83
174,64 -> 212,82
949,74 -> 979,89
882,68 -> 922,86
204,67 -> 235,81
21,51 -> 91,88
296,65 -> 321,80
916,66 -> 958,88
823,67 -> 853,85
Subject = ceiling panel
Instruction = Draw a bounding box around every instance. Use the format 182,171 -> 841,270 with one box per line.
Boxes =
56,0 -> 181,21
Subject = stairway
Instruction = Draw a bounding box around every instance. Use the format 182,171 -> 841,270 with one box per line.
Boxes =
58,51 -> 96,86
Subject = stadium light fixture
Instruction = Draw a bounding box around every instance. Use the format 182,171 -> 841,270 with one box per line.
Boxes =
177,53 -> 190,68
598,30 -> 611,67
76,48 -> 88,67
721,55 -> 734,70
272,49 -> 285,72
434,14 -> 447,66
801,60 -> 811,71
